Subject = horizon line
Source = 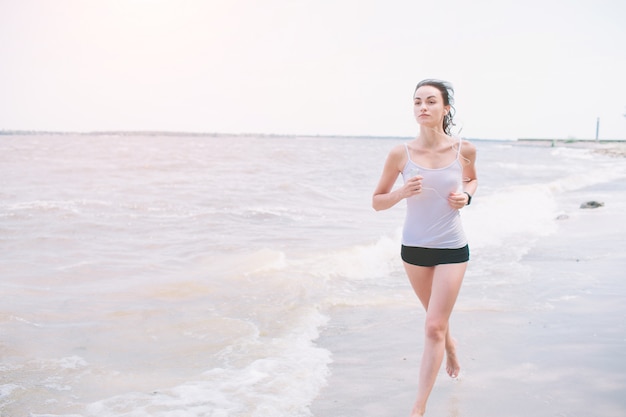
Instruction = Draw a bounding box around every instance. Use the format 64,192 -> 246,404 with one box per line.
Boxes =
2,129 -> 624,142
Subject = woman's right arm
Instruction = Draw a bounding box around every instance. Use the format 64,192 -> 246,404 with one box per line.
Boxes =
372,146 -> 419,211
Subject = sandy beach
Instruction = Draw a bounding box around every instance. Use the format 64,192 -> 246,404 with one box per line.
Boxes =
312,166 -> 626,417
593,142 -> 626,158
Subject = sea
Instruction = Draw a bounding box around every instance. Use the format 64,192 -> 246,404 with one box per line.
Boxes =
1,133 -> 625,417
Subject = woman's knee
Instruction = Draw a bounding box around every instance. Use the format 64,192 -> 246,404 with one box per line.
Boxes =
424,318 -> 448,341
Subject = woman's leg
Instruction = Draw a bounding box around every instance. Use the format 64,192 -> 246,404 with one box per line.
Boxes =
405,264 -> 462,379
404,262 -> 467,416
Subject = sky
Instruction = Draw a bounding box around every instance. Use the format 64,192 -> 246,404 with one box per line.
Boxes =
1,0 -> 625,140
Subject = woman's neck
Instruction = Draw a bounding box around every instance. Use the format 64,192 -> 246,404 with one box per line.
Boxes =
417,126 -> 448,147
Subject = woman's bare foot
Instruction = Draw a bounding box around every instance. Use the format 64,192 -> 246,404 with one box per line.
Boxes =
445,338 -> 460,378
410,405 -> 425,417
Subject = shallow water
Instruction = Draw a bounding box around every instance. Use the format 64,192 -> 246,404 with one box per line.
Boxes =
1,134 -> 624,416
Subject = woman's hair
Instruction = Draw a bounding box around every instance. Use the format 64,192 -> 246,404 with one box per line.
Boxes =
415,79 -> 456,135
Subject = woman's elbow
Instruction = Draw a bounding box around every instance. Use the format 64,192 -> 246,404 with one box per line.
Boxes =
372,195 -> 386,211
371,196 -> 379,211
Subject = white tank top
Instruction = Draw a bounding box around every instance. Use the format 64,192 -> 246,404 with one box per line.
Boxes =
401,138 -> 467,249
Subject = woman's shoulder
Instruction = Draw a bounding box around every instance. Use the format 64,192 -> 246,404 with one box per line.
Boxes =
459,138 -> 477,160
386,142 -> 409,159
384,142 -> 409,170
460,138 -> 476,149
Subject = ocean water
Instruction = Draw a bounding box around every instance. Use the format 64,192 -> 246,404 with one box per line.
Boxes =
1,134 -> 625,417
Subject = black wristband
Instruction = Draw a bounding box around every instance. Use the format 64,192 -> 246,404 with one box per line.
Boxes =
463,192 -> 472,205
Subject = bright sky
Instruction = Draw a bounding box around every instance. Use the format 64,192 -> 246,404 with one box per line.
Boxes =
1,0 -> 625,139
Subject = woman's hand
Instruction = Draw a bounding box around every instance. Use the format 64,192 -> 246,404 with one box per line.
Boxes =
448,191 -> 469,209
402,175 -> 423,199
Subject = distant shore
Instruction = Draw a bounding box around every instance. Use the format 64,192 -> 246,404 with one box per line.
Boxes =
517,138 -> 626,157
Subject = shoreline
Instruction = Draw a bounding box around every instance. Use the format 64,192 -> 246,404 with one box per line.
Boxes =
311,179 -> 626,417
516,138 -> 626,157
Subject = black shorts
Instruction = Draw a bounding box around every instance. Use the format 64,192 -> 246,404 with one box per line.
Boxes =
401,244 -> 470,267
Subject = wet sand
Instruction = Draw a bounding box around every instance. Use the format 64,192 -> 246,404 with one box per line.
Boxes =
311,180 -> 626,417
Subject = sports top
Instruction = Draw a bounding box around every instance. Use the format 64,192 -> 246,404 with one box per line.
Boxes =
401,137 -> 467,249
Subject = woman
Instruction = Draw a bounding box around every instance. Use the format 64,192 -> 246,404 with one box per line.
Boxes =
372,79 -> 477,416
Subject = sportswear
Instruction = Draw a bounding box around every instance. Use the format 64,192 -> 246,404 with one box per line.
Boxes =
401,138 -> 467,249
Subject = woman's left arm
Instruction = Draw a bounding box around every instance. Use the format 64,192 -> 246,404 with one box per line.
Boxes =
461,140 -> 478,197
449,140 -> 478,209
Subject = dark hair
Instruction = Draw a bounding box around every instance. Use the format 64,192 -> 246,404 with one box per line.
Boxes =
414,79 -> 456,135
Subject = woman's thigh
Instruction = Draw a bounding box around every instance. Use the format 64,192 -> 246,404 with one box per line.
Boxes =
427,262 -> 467,321
404,262 -> 435,309
404,261 -> 466,316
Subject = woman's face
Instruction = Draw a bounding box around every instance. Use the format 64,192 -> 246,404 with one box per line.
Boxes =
413,85 -> 450,130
